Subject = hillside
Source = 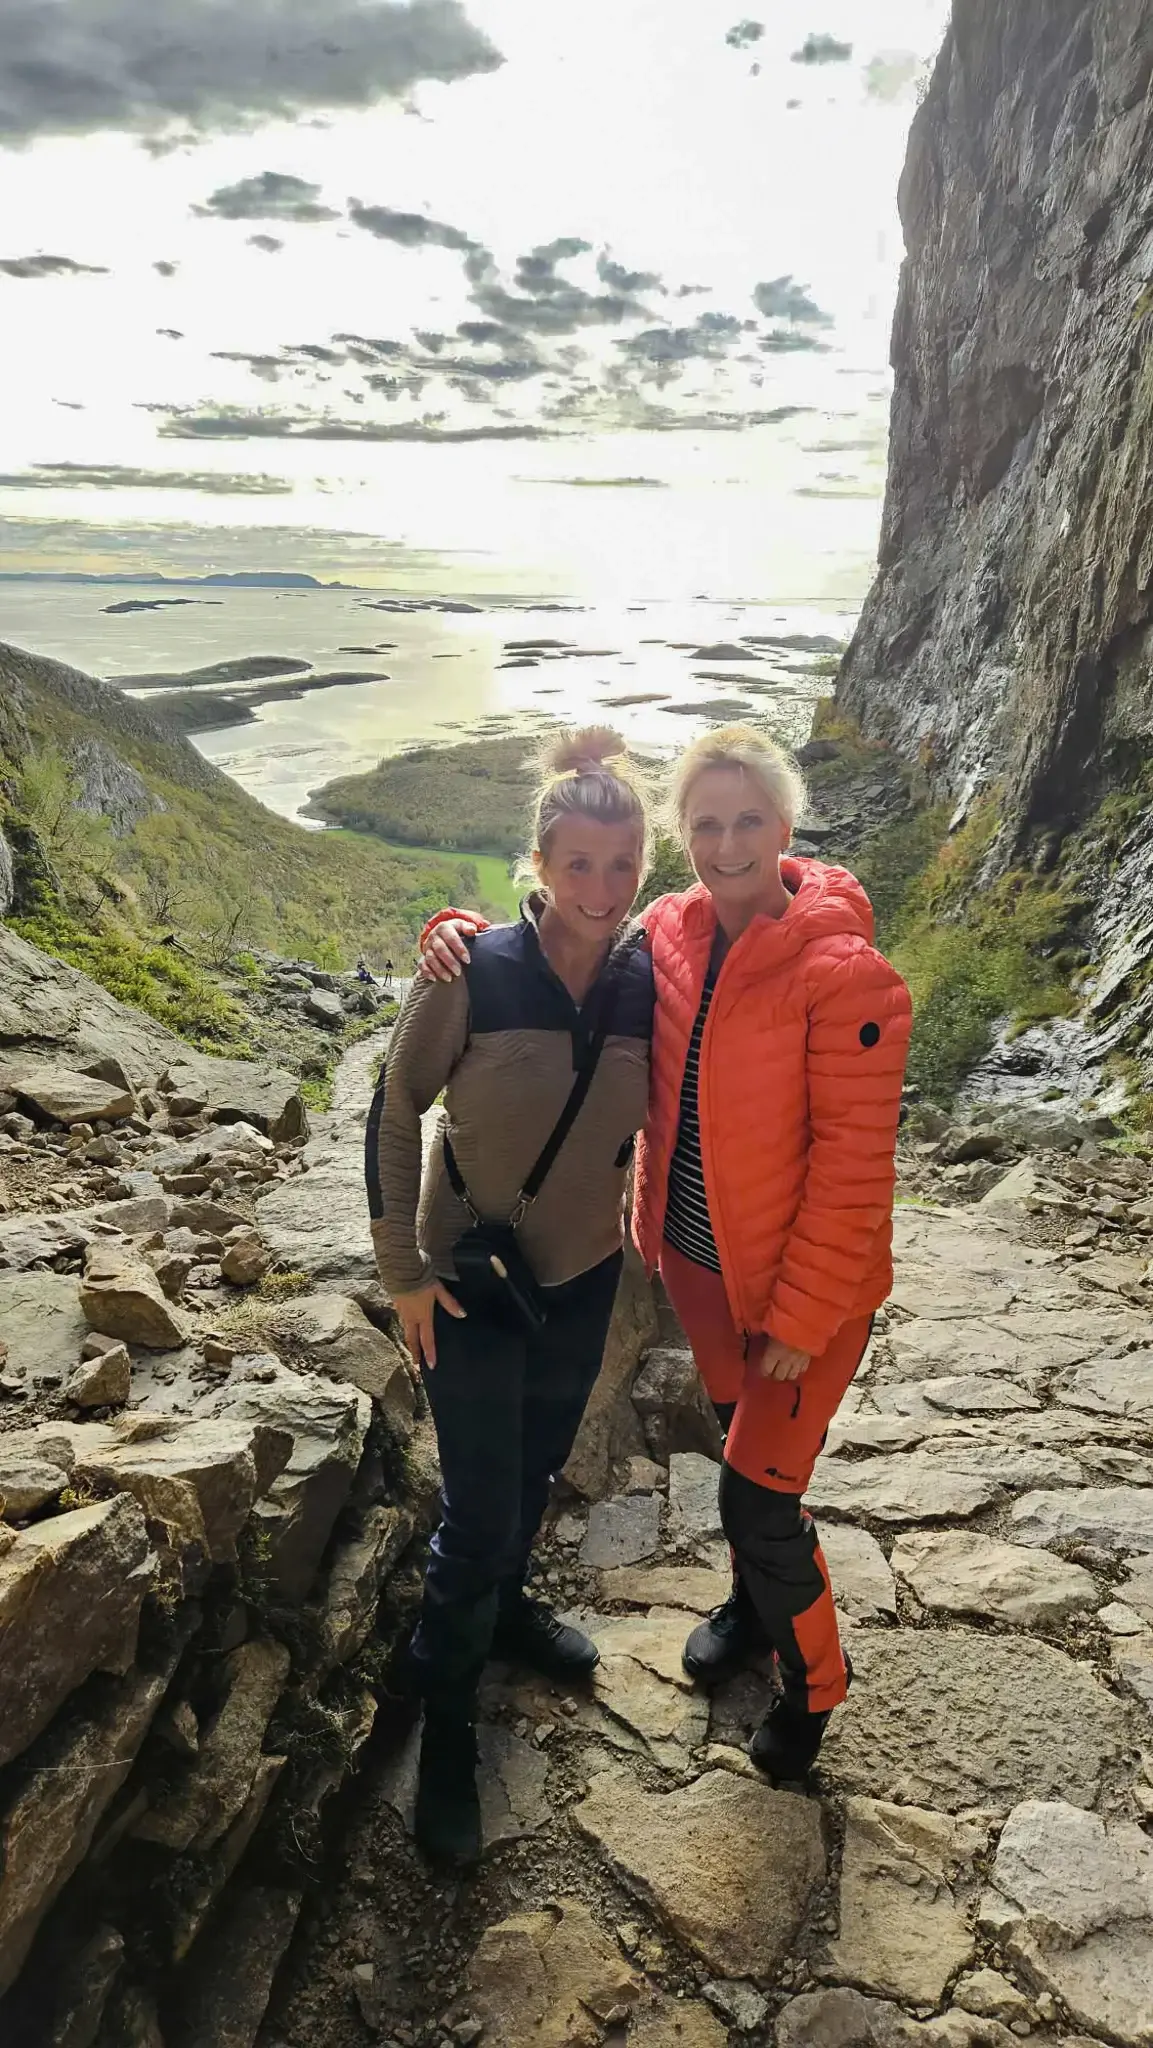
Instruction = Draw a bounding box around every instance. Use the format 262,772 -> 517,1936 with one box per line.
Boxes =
0,641 -> 493,1046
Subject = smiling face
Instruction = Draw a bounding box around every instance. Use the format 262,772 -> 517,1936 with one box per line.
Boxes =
684,763 -> 791,912
534,814 -> 643,944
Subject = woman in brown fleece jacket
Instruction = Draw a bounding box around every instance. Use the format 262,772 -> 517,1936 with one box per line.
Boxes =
365,730 -> 653,1867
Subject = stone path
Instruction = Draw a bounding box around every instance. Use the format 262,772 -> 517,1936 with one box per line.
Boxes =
269,1193 -> 1153,2048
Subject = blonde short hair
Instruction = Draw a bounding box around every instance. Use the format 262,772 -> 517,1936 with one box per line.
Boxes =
670,725 -> 807,841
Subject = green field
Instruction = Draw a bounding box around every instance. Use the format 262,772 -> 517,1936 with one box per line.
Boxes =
378,840 -> 522,919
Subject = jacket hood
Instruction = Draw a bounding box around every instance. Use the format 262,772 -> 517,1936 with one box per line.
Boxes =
653,859 -> 877,962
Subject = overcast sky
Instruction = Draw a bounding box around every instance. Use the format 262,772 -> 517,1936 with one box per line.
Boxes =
0,0 -> 949,578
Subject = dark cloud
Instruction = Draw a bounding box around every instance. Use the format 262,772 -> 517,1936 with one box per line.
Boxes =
0,461 -> 291,495
414,330 -> 448,352
753,275 -> 832,324
157,327 -> 184,340
514,237 -> 591,293
248,234 -> 283,254
597,252 -> 664,294
466,242 -> 648,338
158,408 -> 551,443
196,171 -> 339,223
333,333 -> 407,361
759,330 -> 827,353
348,201 -> 478,253
211,351 -> 286,384
676,283 -> 709,298
0,253 -> 108,278
615,311 -> 747,384
457,319 -> 520,346
725,20 -> 764,48
792,32 -> 853,64
0,0 -> 503,142
153,260 -> 178,277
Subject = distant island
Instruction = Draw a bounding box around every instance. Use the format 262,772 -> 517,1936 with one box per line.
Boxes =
0,570 -> 358,589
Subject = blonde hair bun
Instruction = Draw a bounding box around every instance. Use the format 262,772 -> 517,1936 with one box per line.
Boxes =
541,726 -> 627,780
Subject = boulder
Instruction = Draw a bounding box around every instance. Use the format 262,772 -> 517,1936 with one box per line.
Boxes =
160,1055 -> 307,1143
580,1494 -> 662,1570
318,1503 -> 413,1665
164,1884 -> 302,2048
1010,1486 -> 1153,1554
66,1342 -> 132,1410
777,1989 -> 1032,2048
0,1061 -> 135,1126
251,1291 -> 413,1424
69,1414 -> 292,1566
0,1454 -> 69,1518
564,1246 -> 658,1498
134,1638 -> 291,1852
305,988 -> 344,1026
199,1363 -> 370,1602
458,1899 -> 645,2048
807,1452 -> 1004,1524
0,926 -> 185,1087
821,1523 -> 897,1620
667,1450 -> 724,1547
987,1799 -> 1153,2046
0,1494 -> 154,1768
219,1230 -> 270,1287
0,1655 -> 176,1995
822,1629 -> 1131,1815
80,1244 -> 187,1350
631,1344 -> 723,1464
0,1272 -> 90,1385
890,1530 -> 1098,1626
574,1767 -> 825,1976
824,1799 -> 989,2004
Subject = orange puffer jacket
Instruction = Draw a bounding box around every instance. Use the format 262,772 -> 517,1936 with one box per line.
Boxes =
633,859 -> 912,1357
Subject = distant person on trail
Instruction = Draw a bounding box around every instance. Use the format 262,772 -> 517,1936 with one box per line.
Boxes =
365,729 -> 653,1868
419,726 -> 912,1790
356,957 -> 374,985
383,957 -> 394,986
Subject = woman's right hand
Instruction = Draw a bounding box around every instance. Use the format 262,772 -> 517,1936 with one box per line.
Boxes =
394,1280 -> 466,1369
418,915 -> 481,983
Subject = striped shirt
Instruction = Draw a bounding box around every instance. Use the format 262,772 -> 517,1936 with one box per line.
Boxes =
663,935 -> 726,1273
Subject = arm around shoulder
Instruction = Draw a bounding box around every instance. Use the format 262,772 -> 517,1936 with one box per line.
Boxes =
365,971 -> 470,1296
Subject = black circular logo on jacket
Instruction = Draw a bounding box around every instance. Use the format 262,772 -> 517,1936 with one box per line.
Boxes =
859,1021 -> 881,1047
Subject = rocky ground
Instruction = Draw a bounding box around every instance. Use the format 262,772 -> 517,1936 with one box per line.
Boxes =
3,934 -> 1153,2048
264,1099 -> 1153,2048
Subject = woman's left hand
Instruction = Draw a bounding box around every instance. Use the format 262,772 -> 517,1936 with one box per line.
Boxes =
759,1339 -> 811,1382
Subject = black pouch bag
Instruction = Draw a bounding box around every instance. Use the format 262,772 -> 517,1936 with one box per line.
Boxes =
442,952 -> 629,1332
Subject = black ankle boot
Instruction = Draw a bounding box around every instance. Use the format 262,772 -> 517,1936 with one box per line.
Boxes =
491,1596 -> 599,1680
414,1709 -> 481,1868
749,1654 -> 852,1785
682,1579 -> 767,1684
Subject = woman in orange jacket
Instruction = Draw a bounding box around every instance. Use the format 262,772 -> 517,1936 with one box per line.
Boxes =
420,725 -> 912,1783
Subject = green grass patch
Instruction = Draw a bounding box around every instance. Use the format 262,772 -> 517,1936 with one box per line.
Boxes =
881,798 -> 1085,1104
309,734 -> 534,859
10,897 -> 250,1051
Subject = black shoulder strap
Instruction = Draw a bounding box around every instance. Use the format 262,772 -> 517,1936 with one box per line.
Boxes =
443,933 -> 638,1221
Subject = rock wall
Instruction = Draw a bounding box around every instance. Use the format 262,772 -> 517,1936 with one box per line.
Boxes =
840,0 -> 1153,841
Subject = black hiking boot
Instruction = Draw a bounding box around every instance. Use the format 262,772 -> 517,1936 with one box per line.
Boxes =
491,1596 -> 600,1681
749,1653 -> 853,1785
414,1709 -> 481,1868
682,1581 -> 768,1685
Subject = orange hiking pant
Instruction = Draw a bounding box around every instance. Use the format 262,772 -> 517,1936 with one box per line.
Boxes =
660,1241 -> 872,1712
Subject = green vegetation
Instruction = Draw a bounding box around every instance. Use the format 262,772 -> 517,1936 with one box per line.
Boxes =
331,832 -> 522,919
0,650 -> 510,1055
874,798 -> 1086,1104
308,734 -> 535,859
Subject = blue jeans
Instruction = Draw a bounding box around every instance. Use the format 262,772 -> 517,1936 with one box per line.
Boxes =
410,1250 -> 623,1708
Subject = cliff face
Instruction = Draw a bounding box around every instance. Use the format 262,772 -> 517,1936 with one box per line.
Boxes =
841,0 -> 1153,839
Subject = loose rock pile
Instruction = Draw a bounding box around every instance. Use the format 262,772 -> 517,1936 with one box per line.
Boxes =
0,1003 -> 437,2046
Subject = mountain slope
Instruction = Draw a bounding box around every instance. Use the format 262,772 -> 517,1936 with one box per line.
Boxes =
0,640 -> 487,970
